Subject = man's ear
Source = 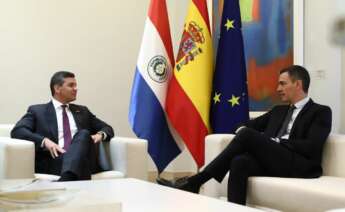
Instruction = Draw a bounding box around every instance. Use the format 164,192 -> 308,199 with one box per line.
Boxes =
54,84 -> 60,95
296,79 -> 303,90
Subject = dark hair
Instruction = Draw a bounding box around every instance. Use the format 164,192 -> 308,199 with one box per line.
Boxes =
50,71 -> 75,96
280,65 -> 310,93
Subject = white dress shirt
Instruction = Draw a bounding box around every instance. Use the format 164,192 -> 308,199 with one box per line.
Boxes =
280,96 -> 310,139
52,98 -> 78,148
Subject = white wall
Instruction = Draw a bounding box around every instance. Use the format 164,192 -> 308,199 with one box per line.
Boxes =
335,0 -> 345,133
304,0 -> 343,132
0,0 -> 149,138
341,49 -> 345,133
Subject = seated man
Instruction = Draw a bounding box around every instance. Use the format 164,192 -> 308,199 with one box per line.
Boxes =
158,65 -> 332,205
11,71 -> 114,181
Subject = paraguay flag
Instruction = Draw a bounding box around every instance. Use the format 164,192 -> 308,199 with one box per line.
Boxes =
129,0 -> 181,173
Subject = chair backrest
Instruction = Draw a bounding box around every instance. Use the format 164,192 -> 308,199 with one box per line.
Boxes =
0,124 -> 14,137
322,134 -> 345,177
249,111 -> 265,119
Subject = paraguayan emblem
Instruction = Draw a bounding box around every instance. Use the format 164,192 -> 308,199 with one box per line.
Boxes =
147,55 -> 169,83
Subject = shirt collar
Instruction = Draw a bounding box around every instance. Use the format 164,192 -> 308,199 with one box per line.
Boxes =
52,98 -> 69,110
293,96 -> 310,109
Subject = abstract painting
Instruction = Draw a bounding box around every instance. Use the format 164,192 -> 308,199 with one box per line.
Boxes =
213,0 -> 293,110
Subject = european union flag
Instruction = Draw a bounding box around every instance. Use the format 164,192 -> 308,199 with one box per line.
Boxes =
210,0 -> 249,133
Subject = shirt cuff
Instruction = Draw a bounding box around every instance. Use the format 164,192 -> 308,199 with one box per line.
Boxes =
41,138 -> 46,148
97,131 -> 107,141
271,137 -> 280,143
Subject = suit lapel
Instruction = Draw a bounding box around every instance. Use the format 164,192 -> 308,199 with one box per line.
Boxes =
69,104 -> 82,130
290,99 -> 314,135
45,102 -> 58,142
273,106 -> 290,136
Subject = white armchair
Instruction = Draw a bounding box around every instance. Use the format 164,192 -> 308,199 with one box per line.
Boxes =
0,124 -> 148,181
0,137 -> 35,179
203,133 -> 345,212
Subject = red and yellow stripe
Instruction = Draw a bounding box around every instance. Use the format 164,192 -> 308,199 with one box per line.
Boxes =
166,0 -> 213,167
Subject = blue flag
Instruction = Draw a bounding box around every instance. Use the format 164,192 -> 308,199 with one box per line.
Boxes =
210,0 -> 249,133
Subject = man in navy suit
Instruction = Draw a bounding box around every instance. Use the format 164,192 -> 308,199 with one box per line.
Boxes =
158,65 -> 332,205
11,71 -> 114,181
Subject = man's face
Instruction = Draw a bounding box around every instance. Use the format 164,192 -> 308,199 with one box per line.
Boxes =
54,77 -> 77,103
277,72 -> 299,103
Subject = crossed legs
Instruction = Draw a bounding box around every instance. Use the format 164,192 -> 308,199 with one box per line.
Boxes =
193,128 -> 294,204
60,129 -> 95,181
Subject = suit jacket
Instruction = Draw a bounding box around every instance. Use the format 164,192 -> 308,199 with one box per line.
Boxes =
246,99 -> 332,177
11,101 -> 114,173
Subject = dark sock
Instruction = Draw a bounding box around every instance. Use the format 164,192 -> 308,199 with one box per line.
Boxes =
188,171 -> 212,186
58,171 -> 78,181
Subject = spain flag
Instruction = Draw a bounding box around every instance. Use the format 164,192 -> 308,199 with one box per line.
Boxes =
166,0 -> 213,168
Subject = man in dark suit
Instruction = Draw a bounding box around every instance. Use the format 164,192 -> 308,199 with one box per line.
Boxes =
158,65 -> 332,205
11,71 -> 114,181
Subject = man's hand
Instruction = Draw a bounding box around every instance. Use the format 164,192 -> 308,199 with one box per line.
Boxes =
43,138 -> 66,158
91,133 -> 103,144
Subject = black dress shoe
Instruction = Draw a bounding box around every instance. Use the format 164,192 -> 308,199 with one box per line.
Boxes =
156,177 -> 175,186
156,177 -> 200,194
58,172 -> 78,182
174,177 -> 200,193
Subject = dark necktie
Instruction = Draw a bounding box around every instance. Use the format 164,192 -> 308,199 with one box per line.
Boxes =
62,105 -> 72,151
276,105 -> 296,138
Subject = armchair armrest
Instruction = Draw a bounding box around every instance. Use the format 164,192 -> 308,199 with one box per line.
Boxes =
203,134 -> 235,198
0,137 -> 35,179
205,134 -> 235,164
109,137 -> 148,180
